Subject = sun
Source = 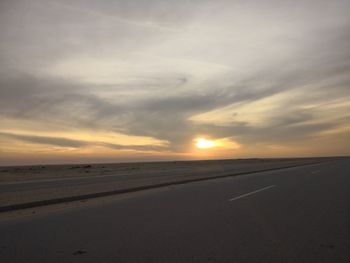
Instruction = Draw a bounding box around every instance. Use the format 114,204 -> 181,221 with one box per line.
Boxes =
195,138 -> 215,149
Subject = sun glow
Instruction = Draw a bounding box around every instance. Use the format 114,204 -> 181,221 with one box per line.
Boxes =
195,138 -> 216,149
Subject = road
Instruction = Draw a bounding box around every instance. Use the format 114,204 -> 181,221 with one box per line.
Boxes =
0,159 -> 323,193
0,158 -> 330,209
0,158 -> 349,262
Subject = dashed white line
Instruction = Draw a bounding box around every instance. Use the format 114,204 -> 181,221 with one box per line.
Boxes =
229,185 -> 276,201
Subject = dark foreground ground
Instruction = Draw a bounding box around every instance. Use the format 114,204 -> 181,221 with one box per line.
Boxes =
0,157 -> 349,262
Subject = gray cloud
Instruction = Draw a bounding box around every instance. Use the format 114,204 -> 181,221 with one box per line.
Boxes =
0,132 -> 87,148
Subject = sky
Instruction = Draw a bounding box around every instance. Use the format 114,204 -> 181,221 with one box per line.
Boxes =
0,0 -> 350,165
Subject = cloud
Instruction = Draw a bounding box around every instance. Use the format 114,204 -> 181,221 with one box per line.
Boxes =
0,0 -> 350,163
0,132 -> 87,148
0,132 -> 168,152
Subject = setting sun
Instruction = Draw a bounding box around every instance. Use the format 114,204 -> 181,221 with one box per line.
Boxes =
195,138 -> 215,149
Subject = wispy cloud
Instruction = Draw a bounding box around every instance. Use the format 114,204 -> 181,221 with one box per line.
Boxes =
0,132 -> 168,152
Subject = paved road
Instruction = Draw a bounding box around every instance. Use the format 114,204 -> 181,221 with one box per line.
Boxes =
1,158 -> 328,208
0,158 -> 349,262
0,159 -> 322,193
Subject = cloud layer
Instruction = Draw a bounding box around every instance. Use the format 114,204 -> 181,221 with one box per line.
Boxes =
1,0 -> 350,164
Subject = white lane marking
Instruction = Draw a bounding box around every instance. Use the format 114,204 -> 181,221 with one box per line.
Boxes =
229,185 -> 276,201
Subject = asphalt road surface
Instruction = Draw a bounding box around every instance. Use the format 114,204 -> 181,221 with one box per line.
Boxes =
1,158 -> 328,208
0,158 -> 349,262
